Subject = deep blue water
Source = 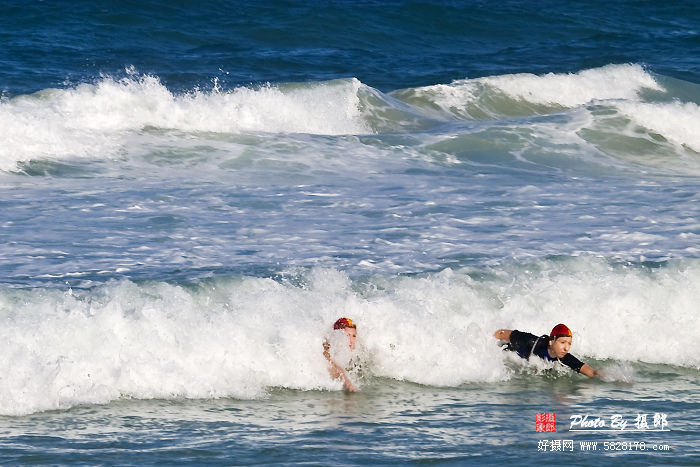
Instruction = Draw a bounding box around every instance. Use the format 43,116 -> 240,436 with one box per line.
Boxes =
1,0 -> 699,465
4,0 -> 700,96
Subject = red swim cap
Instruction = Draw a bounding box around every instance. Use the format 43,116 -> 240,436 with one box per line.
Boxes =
333,317 -> 356,330
550,323 -> 572,339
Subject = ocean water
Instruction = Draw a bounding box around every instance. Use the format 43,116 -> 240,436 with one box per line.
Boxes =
1,0 -> 700,464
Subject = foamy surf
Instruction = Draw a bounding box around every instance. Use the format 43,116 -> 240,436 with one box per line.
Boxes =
1,260 -> 698,415
0,71 -> 371,171
391,64 -> 664,119
3,64 -> 700,176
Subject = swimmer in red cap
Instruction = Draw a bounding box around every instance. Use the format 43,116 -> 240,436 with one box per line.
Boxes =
323,318 -> 358,392
493,324 -> 601,378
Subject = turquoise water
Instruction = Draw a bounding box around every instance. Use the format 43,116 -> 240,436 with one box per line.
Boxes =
1,0 -> 699,464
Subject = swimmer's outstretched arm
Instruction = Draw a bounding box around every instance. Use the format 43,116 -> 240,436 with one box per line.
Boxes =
579,363 -> 602,379
323,341 -> 358,392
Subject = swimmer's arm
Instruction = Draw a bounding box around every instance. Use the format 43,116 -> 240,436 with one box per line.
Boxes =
493,329 -> 512,342
323,341 -> 358,392
579,363 -> 602,379
337,368 -> 358,392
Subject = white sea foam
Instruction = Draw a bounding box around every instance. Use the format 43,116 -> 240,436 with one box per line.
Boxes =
401,64 -> 664,120
0,65 -> 698,176
480,64 -> 663,107
0,72 -> 370,171
1,260 -> 699,415
615,100 -> 700,153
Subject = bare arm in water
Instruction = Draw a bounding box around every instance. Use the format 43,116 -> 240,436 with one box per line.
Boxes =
323,341 -> 357,392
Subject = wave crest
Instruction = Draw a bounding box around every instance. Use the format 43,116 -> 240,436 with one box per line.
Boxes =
0,71 -> 370,171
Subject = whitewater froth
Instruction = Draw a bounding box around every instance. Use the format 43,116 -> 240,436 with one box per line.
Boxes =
2,260 -> 700,415
0,72 -> 370,171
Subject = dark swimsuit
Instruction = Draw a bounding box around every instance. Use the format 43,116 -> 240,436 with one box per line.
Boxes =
505,330 -> 585,373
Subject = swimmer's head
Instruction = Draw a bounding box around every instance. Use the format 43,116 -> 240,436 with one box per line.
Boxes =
548,323 -> 572,359
333,317 -> 357,349
549,323 -> 572,340
333,317 -> 356,330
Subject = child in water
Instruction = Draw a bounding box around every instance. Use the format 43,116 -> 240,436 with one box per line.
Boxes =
323,317 -> 358,392
494,324 -> 601,378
